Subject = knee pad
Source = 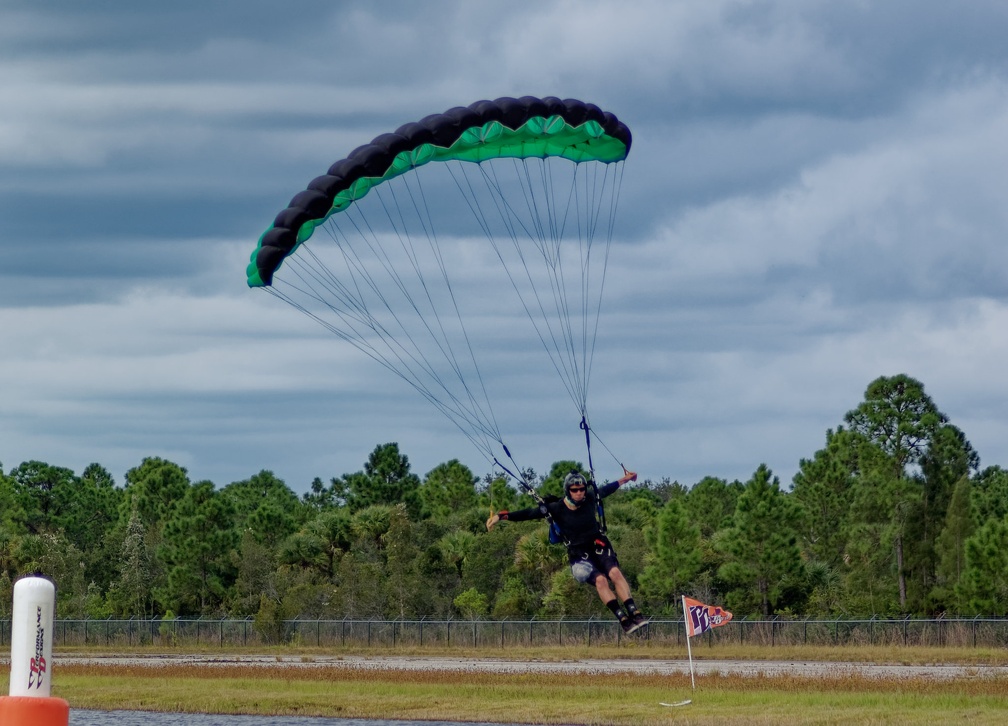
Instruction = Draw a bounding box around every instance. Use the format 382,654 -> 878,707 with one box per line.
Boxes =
570,560 -> 595,584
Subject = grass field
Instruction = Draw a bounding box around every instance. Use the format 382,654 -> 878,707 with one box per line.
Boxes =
37,645 -> 1008,725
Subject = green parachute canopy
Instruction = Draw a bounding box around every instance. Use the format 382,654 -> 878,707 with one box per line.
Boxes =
248,96 -> 630,287
247,96 -> 631,471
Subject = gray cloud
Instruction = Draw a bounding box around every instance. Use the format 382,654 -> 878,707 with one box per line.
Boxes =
2,1 -> 1007,490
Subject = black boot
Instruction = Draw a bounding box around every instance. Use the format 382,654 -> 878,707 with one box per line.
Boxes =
622,599 -> 649,633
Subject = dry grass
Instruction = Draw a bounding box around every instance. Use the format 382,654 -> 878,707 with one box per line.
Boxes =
51,658 -> 1008,725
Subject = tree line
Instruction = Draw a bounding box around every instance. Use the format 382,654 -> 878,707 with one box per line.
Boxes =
2,373 -> 1007,630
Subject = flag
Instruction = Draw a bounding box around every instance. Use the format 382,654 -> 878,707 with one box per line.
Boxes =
683,596 -> 732,638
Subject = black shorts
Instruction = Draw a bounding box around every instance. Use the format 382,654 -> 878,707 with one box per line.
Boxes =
567,536 -> 620,584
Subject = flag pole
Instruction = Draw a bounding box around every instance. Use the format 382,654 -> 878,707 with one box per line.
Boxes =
661,595 -> 695,707
682,594 -> 696,691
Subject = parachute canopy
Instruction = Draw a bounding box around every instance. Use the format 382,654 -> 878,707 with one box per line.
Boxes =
248,96 -> 631,469
248,97 -> 630,287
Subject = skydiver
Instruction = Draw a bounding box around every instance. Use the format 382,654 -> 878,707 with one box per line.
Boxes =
485,469 -> 649,634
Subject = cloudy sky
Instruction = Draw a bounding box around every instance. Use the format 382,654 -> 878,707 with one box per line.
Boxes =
3,1 -> 1007,493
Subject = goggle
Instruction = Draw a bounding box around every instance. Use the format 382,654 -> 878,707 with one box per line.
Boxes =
568,486 -> 586,493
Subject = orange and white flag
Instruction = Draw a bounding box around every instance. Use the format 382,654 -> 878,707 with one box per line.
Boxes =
683,596 -> 733,637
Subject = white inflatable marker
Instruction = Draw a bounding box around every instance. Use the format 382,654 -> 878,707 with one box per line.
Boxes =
9,576 -> 56,697
0,575 -> 69,726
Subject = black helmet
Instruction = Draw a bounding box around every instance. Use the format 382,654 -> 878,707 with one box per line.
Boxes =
563,471 -> 587,496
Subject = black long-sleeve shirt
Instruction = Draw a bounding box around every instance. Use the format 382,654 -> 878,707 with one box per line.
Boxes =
502,479 -> 620,548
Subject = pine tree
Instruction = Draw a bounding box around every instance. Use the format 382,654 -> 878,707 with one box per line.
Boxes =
638,498 -> 702,614
111,502 -> 153,618
934,476 -> 974,613
791,427 -> 860,567
959,516 -> 1008,616
844,375 -> 945,611
718,465 -> 804,616
158,481 -> 238,615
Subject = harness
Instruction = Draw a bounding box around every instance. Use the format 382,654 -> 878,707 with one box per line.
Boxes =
493,416 -> 628,545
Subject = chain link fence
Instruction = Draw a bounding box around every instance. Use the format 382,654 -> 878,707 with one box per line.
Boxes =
4,616 -> 1007,650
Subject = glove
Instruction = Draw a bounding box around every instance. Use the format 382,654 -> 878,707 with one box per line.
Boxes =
486,512 -> 501,531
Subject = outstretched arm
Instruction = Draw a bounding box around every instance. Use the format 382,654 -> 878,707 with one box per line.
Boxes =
486,505 -> 544,530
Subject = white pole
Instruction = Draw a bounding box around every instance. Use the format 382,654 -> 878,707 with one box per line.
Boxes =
682,594 -> 696,691
9,576 -> 56,698
661,595 -> 696,707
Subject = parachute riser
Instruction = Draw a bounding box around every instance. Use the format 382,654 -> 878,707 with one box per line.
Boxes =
580,415 -> 607,535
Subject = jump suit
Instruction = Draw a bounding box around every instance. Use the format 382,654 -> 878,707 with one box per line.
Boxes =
504,480 -> 621,584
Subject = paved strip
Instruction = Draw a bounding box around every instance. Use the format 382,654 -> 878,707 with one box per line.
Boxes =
42,654 -> 1008,680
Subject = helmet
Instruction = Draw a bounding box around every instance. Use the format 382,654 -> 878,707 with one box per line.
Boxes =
563,472 -> 587,496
